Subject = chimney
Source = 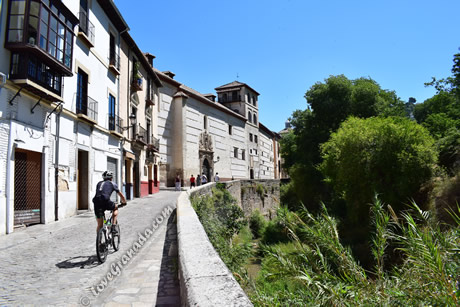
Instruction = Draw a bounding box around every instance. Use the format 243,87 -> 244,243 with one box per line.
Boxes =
204,94 -> 216,102
163,71 -> 175,79
144,53 -> 155,67
285,121 -> 291,129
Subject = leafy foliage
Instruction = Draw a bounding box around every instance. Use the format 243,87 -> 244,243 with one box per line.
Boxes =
191,186 -> 251,273
320,116 -> 438,221
247,199 -> 460,306
281,75 -> 407,211
249,209 -> 267,239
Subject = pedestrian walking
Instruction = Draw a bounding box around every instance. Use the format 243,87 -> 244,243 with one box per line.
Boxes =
201,173 -> 208,184
190,174 -> 196,189
197,174 -> 201,186
175,174 -> 181,191
214,172 -> 220,182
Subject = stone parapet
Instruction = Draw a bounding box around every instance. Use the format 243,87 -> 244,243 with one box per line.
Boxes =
176,182 -> 253,306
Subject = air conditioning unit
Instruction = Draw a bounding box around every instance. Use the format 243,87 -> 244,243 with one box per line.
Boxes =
0,73 -> 7,87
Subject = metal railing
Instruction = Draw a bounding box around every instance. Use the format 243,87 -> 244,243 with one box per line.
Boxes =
108,114 -> 123,133
218,95 -> 241,103
76,95 -> 98,122
109,51 -> 120,71
78,11 -> 95,45
135,124 -> 147,142
147,135 -> 160,151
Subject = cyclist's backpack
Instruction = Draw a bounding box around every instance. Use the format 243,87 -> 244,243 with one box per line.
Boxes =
92,181 -> 113,204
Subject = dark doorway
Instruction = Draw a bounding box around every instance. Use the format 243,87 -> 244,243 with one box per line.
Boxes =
14,149 -> 42,225
78,150 -> 89,210
134,161 -> 140,198
250,168 -> 254,179
202,159 -> 210,182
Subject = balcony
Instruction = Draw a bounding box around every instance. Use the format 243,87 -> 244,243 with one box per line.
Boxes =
108,114 -> 123,137
9,53 -> 63,101
78,11 -> 95,48
146,82 -> 155,106
133,124 -> 147,145
131,77 -> 143,92
108,52 -> 120,75
76,96 -> 98,124
147,135 -> 160,152
4,0 -> 78,78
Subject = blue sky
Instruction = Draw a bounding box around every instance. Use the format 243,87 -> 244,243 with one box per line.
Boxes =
114,0 -> 460,132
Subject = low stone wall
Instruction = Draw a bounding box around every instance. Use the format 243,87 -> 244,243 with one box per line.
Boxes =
176,183 -> 253,307
221,180 -> 280,219
176,179 -> 280,306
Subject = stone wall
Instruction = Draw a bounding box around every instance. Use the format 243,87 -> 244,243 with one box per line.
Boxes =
176,179 -> 280,305
221,179 -> 280,219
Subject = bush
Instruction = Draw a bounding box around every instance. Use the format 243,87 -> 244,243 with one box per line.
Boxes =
280,181 -> 302,212
249,210 -> 267,239
320,116 -> 438,222
191,187 -> 251,273
249,198 -> 460,306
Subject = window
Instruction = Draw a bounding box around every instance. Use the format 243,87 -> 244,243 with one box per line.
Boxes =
254,149 -> 258,155
249,133 -> 253,142
248,111 -> 252,123
228,124 -> 232,135
204,115 -> 208,130
234,147 -> 238,158
131,106 -> 137,139
109,32 -> 117,66
76,68 -> 88,115
242,149 -> 245,161
108,94 -> 116,130
146,119 -> 151,144
253,114 -> 257,125
8,0 -> 26,43
254,135 -> 258,144
232,90 -> 238,101
253,96 -> 256,106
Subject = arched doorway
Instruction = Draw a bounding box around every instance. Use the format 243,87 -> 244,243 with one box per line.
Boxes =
202,158 -> 210,182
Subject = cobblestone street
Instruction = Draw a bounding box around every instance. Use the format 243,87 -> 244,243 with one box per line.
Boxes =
0,191 -> 181,306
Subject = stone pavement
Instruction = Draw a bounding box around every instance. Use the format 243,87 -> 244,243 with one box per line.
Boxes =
0,191 -> 181,306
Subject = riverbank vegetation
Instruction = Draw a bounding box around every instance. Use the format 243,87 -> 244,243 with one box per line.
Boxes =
192,50 -> 460,306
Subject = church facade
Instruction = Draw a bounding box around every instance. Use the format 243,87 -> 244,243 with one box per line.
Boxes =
154,70 -> 281,186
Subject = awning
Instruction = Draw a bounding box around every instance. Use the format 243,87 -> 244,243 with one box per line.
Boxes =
124,148 -> 136,160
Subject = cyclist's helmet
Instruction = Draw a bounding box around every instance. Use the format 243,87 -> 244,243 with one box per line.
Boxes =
103,170 -> 113,180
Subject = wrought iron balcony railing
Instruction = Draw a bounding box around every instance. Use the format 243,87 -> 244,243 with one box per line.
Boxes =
76,95 -> 98,122
78,11 -> 95,46
134,124 -> 147,144
109,51 -> 120,72
147,135 -> 160,152
108,114 -> 123,134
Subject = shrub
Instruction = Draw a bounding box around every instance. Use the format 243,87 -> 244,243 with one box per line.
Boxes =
249,209 -> 267,238
320,116 -> 438,222
192,187 -> 251,273
256,184 -> 265,199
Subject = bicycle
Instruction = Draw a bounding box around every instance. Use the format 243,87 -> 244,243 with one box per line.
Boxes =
96,207 -> 121,263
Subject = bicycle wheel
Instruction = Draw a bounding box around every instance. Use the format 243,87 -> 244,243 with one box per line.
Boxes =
112,224 -> 120,251
96,228 -> 109,263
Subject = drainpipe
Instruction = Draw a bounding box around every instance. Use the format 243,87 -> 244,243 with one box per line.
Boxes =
117,32 -> 122,190
5,118 -> 14,234
54,104 -> 62,221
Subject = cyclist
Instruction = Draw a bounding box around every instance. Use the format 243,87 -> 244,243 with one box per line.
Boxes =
92,171 -> 126,234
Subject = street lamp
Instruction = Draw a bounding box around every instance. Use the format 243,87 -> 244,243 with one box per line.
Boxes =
121,113 -> 137,131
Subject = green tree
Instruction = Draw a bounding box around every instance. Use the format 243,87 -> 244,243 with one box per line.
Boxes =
320,116 -> 438,222
281,75 -> 406,211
